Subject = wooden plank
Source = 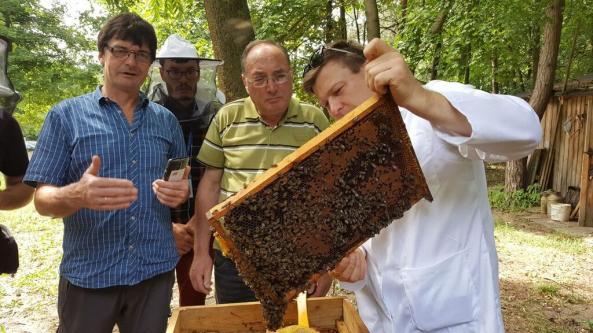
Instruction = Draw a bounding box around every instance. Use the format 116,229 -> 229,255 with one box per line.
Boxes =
561,98 -> 568,191
541,100 -> 560,189
170,297 -> 346,332
569,97 -> 580,190
526,148 -> 543,185
166,308 -> 180,333
336,321 -> 350,333
581,96 -> 593,227
342,300 -> 369,333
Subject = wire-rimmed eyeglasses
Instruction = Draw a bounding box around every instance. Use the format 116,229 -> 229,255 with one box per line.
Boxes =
105,45 -> 152,64
245,71 -> 291,88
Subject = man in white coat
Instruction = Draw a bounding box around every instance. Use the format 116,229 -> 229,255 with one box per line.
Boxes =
302,39 -> 542,332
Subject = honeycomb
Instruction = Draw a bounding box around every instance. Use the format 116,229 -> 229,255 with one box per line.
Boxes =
208,94 -> 432,330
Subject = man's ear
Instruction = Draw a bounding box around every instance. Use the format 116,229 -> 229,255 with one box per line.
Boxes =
241,74 -> 250,94
98,51 -> 105,66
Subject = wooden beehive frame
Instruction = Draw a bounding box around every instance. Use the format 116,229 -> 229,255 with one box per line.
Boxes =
207,94 -> 430,254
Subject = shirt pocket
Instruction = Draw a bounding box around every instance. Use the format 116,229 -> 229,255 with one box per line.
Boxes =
401,249 -> 477,331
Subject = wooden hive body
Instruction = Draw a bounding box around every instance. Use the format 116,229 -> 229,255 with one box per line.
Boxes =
208,94 -> 432,329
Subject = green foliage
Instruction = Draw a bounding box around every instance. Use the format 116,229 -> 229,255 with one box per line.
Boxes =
1,0 -> 103,138
489,183 -> 541,212
12,0 -> 593,138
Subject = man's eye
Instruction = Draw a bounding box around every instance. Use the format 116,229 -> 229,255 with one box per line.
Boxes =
137,51 -> 151,59
254,77 -> 266,84
113,48 -> 128,55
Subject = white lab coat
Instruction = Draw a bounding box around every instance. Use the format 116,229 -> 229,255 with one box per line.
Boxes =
341,81 -> 542,333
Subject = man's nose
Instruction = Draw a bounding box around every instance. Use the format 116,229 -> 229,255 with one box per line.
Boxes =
265,80 -> 279,93
328,98 -> 342,119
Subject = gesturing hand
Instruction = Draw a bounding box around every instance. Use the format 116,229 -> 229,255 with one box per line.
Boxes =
76,155 -> 138,210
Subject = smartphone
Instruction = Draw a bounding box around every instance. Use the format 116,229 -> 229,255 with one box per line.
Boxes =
163,157 -> 189,181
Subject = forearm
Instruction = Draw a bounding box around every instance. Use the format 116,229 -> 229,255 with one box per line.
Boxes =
405,87 -> 472,137
193,169 -> 223,256
34,183 -> 83,218
0,182 -> 34,210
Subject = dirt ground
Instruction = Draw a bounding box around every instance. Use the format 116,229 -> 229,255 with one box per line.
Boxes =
496,210 -> 593,332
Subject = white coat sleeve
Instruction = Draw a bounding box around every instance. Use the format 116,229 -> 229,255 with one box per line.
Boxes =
424,80 -> 542,162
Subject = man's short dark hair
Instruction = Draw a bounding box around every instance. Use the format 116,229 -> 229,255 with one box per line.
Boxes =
302,40 -> 365,95
241,40 -> 290,73
97,13 -> 157,61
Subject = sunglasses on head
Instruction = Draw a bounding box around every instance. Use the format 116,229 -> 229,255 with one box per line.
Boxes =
302,46 -> 363,78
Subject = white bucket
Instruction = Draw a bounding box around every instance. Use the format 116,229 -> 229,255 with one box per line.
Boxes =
550,203 -> 571,222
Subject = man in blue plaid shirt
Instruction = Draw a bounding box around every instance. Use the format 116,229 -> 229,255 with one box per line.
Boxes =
24,13 -> 189,333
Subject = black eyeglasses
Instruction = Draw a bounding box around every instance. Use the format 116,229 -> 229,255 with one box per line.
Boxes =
302,46 -> 363,78
106,45 -> 152,64
166,69 -> 200,80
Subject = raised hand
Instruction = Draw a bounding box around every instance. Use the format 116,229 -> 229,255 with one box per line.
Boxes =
76,155 -> 138,210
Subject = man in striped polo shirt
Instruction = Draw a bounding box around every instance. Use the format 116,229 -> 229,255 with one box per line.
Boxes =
24,14 -> 189,332
189,40 -> 331,303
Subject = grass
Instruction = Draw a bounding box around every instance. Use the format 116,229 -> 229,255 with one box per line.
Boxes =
494,214 -> 593,333
0,203 -> 62,332
494,219 -> 589,255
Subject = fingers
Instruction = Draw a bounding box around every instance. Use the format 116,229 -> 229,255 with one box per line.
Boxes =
363,38 -> 392,62
331,249 -> 366,283
84,178 -> 138,210
85,155 -> 101,176
152,179 -> 189,207
172,224 -> 194,254
93,193 -> 138,210
311,272 -> 333,297
189,255 -> 213,294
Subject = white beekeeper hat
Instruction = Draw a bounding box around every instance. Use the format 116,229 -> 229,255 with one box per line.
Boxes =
156,34 -> 223,68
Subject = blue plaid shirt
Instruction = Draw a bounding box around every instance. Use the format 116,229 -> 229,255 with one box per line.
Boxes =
25,87 -> 185,288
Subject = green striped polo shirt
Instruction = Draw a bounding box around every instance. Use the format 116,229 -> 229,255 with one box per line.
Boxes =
197,96 -> 329,202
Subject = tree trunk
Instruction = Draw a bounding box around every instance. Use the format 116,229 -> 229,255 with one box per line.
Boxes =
491,53 -> 499,93
530,22 -> 541,87
459,44 -> 471,84
364,0 -> 380,40
430,39 -> 442,80
429,1 -> 452,81
530,0 -> 564,119
505,158 -> 527,192
353,5 -> 361,43
204,0 -> 255,102
400,0 -> 408,31
338,1 -> 347,40
505,0 -> 564,193
325,0 -> 333,43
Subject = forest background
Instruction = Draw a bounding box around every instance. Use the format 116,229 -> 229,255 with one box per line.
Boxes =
2,0 -> 592,190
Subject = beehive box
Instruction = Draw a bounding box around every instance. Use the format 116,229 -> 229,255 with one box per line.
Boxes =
166,296 -> 368,333
208,94 -> 432,329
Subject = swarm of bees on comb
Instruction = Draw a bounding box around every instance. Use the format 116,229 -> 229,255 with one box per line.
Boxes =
209,95 -> 432,331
